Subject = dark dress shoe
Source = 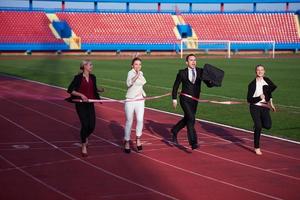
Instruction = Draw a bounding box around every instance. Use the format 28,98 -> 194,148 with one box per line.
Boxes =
171,129 -> 178,144
172,134 -> 178,144
191,144 -> 199,150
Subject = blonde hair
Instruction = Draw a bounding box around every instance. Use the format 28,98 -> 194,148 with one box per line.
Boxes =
80,60 -> 92,70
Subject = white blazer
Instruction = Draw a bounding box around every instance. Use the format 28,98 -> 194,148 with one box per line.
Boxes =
125,69 -> 146,99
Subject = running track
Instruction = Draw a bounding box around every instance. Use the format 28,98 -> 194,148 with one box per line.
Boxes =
0,75 -> 299,200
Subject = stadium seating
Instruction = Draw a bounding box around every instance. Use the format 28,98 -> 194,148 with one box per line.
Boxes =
182,13 -> 300,43
0,11 -> 63,44
0,10 -> 299,51
56,12 -> 178,44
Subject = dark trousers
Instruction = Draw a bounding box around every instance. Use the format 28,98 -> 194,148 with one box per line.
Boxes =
75,103 -> 96,144
172,96 -> 198,146
250,105 -> 272,148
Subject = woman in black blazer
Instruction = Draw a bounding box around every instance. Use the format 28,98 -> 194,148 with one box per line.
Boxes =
67,60 -> 103,157
247,65 -> 277,155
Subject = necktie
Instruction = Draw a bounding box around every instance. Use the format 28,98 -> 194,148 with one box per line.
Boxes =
192,69 -> 196,84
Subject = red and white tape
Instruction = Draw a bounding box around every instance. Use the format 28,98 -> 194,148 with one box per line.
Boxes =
72,91 -> 270,109
180,92 -> 244,105
72,92 -> 171,103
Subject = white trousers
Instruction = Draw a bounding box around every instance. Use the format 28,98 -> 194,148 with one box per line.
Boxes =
124,100 -> 145,141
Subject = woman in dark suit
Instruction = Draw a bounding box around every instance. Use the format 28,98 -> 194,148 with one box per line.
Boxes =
247,64 -> 277,155
67,60 -> 103,157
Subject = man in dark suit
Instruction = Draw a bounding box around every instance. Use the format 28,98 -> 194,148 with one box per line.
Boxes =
171,54 -> 213,150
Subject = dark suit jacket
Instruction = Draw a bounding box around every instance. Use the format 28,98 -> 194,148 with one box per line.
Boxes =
172,67 -> 213,100
247,77 -> 277,104
65,73 -> 100,102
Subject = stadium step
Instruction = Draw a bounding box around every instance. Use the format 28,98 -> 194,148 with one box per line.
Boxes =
177,15 -> 185,24
171,15 -> 198,49
186,29 -> 199,49
46,14 -> 61,39
171,15 -> 182,40
294,15 -> 300,38
46,13 -> 81,50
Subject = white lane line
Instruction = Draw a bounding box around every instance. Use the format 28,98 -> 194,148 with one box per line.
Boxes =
0,147 -> 171,173
92,101 -> 300,161
0,154 -> 76,200
96,102 -> 300,160
16,96 -> 300,180
2,74 -> 300,145
53,95 -> 300,161
2,98 -> 293,200
0,113 -> 180,200
93,135 -> 285,200
3,84 -> 300,180
99,77 -> 300,109
0,157 -> 80,173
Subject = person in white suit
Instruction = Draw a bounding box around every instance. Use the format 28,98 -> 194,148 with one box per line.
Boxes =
124,57 -> 146,153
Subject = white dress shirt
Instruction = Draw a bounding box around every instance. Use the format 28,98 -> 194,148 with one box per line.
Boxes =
126,69 -> 146,99
188,67 -> 197,83
253,78 -> 268,105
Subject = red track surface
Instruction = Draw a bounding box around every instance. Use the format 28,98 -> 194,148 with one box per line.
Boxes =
0,75 -> 299,200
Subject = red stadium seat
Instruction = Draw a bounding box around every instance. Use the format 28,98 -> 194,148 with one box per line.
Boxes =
1,11 -> 299,45
0,11 -> 63,43
56,12 -> 178,44
181,13 -> 300,43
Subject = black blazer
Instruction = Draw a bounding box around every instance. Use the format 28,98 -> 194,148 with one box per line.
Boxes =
66,73 -> 100,102
247,77 -> 277,104
172,67 -> 213,100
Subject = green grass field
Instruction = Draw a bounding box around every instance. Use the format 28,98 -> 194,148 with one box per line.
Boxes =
1,56 -> 299,141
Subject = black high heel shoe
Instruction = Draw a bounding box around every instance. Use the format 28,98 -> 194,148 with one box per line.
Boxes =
136,137 -> 143,151
124,140 -> 131,154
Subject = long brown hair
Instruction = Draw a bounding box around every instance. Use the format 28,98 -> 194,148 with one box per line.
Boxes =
131,57 -> 142,66
255,64 -> 265,71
